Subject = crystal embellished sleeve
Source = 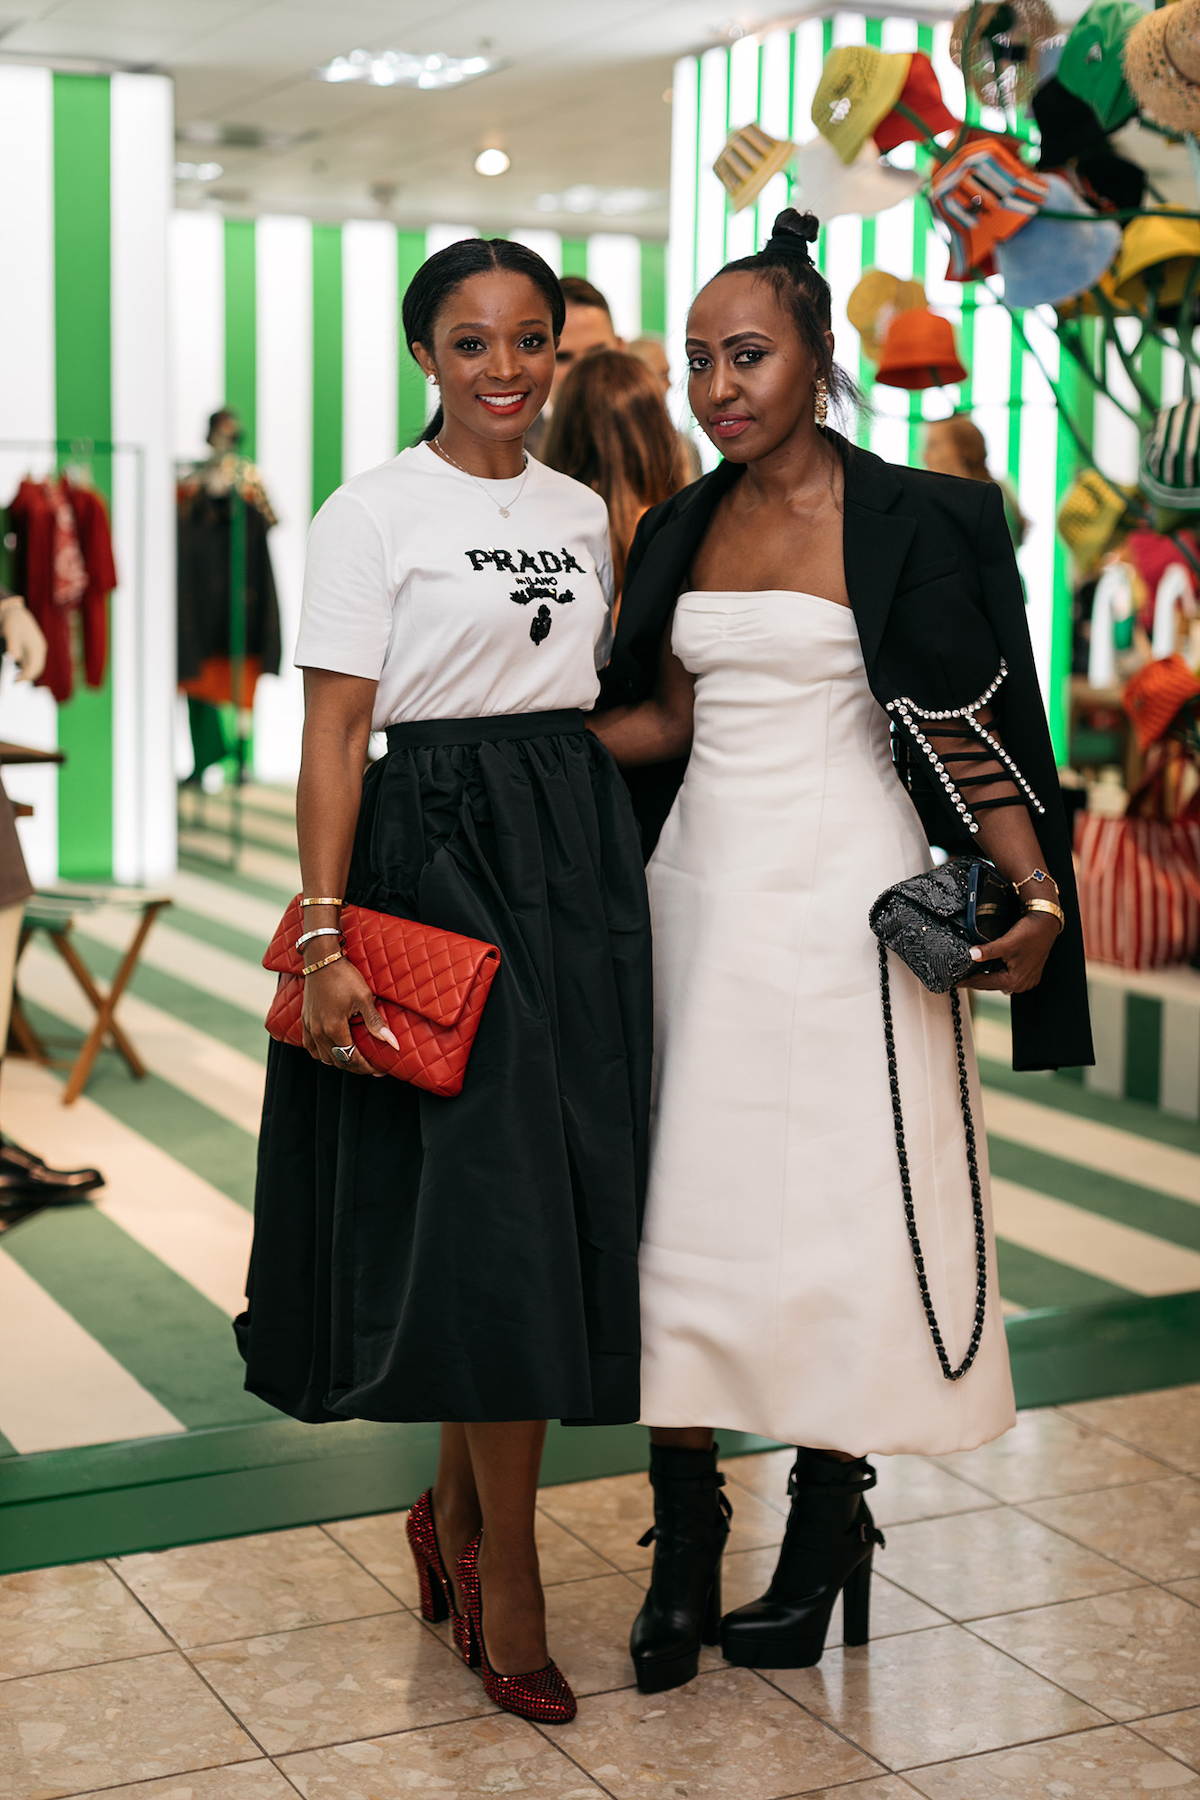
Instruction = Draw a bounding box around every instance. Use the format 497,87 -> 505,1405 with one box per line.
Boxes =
884,660 -> 1045,837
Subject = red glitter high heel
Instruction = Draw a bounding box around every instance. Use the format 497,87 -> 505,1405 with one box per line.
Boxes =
457,1531 -> 577,1724
405,1489 -> 472,1664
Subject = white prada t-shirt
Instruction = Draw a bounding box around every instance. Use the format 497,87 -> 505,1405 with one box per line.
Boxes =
295,443 -> 614,730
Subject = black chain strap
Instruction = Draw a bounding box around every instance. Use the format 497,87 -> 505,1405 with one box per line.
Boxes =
878,940 -> 988,1382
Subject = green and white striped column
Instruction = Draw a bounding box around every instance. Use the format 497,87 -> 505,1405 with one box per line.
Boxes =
0,66 -> 174,887
168,216 -> 667,782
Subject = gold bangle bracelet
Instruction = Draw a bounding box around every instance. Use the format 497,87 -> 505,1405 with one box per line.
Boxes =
1024,898 -> 1065,934
300,895 -> 344,908
301,949 -> 345,976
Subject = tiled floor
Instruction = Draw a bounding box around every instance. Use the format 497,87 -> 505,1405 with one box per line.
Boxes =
3,1386 -> 1199,1799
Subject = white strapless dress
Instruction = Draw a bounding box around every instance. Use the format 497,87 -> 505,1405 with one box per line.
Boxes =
639,589 -> 1015,1456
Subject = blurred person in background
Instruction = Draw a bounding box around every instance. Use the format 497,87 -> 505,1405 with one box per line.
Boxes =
542,349 -> 687,605
526,276 -> 621,458
924,413 -> 1028,549
630,335 -> 704,482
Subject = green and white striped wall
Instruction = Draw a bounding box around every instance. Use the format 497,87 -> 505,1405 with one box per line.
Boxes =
0,66 -> 175,887
666,15 -> 1188,759
168,217 -> 667,782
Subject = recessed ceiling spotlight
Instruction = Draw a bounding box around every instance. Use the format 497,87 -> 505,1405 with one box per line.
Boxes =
535,184 -> 664,216
313,47 -> 502,89
474,147 -> 510,177
174,161 -> 223,182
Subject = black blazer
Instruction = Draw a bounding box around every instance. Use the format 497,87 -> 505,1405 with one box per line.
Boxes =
599,432 -> 1093,1074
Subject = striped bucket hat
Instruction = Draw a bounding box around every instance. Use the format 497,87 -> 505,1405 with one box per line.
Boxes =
1141,401 -> 1200,510
928,138 -> 1050,280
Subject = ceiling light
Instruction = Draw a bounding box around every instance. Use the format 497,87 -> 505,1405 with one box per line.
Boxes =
174,161 -> 223,182
313,47 -> 501,89
535,185 -> 664,217
474,147 -> 510,177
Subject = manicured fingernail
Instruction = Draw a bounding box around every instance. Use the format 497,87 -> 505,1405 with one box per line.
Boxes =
380,1028 -> 400,1050
969,947 -> 983,961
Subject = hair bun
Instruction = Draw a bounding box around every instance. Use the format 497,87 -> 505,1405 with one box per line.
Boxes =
771,208 -> 820,245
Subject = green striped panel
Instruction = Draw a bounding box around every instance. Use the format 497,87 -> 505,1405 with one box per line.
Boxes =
979,1056 -> 1200,1152
996,1239 -> 1131,1310
988,1136 -> 1200,1252
1125,993 -> 1163,1105
224,219 -> 257,458
178,850 -> 293,906
166,906 -> 272,967
311,224 -> 342,512
397,228 -> 428,450
53,74 -> 113,883
72,929 -> 268,1063
561,238 -> 588,278
641,241 -> 667,336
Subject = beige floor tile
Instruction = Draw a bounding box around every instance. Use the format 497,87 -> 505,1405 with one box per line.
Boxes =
1023,1477 -> 1200,1584
191,1610 -> 490,1755
1060,1386 -> 1200,1474
115,1526 -> 401,1648
878,1506 -> 1134,1620
542,1571 -> 644,1695
971,1585 -> 1200,1721
905,1724 -> 1200,1797
533,1512 -> 618,1586
870,1456 -> 999,1527
550,1665 -> 879,1799
935,1408 -> 1173,1503
714,1548 -> 946,1644
769,1624 -> 1102,1769
0,1560 -> 167,1679
0,1650 -> 258,1800
321,1513 -> 420,1609
721,1448 -> 795,1512
538,1469 -> 784,1572
69,1761 -> 298,1799
1171,1576 -> 1200,1607
798,1783 -> 922,1800
280,1714 -> 604,1797
1135,1708 -> 1200,1773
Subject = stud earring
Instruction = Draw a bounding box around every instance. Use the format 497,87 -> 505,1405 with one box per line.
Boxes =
427,373 -> 439,387
814,377 -> 829,428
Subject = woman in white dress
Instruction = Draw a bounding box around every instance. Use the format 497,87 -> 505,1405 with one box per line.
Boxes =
592,209 -> 1091,1693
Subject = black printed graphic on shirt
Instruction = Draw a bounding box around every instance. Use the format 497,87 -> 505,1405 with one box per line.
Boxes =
464,547 -> 588,645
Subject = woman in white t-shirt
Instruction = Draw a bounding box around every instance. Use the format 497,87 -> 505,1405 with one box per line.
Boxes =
236,240 -> 652,1725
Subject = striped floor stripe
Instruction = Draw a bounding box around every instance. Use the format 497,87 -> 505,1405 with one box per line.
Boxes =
992,1177 -> 1200,1294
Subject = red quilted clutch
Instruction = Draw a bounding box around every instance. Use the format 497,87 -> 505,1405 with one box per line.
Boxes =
263,896 -> 501,1097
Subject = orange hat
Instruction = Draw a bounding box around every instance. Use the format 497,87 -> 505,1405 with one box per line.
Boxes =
873,52 -> 962,153
1122,652 -> 1200,750
928,137 -> 1049,281
875,309 -> 969,390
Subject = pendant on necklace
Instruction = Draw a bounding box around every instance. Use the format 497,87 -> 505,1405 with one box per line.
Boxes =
499,507 -> 510,518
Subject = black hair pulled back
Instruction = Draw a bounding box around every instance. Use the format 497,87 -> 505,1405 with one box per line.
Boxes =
401,237 -> 566,443
714,208 -> 858,419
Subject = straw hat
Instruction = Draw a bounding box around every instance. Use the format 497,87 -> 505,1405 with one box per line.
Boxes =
996,172 -> 1122,307
951,0 -> 1062,111
713,123 -> 797,212
847,269 -> 928,363
1056,467 -> 1134,574
1057,0 -> 1142,131
792,134 -> 922,222
1112,207 -> 1200,316
873,51 -> 962,153
875,309 -> 969,390
1123,0 -> 1200,135
812,46 -> 912,166
928,137 -> 1050,281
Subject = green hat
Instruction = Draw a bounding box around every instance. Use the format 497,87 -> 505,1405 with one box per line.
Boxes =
1057,0 -> 1142,132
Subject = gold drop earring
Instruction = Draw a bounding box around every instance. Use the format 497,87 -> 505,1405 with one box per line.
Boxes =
814,377 -> 829,427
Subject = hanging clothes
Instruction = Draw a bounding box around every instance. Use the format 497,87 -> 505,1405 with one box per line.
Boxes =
176,453 -> 281,704
64,477 -> 118,691
4,477 -> 115,705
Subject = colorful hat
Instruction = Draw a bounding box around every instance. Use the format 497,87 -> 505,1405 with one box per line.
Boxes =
1122,653 -> 1200,750
792,134 -> 922,222
1056,468 -> 1133,574
847,269 -> 928,363
812,46 -> 912,166
713,123 -> 797,213
1033,74 -> 1111,165
1124,0 -> 1200,136
875,309 -> 969,390
996,173 -> 1121,307
1057,0 -> 1142,131
1112,208 -> 1200,319
951,0 -> 1062,111
1141,400 -> 1200,511
872,51 -> 962,153
1110,120 -> 1200,209
928,137 -> 1050,281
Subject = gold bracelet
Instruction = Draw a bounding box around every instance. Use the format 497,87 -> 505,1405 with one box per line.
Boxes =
300,895 -> 344,909
301,949 -> 345,976
1013,868 -> 1057,894
1023,898 -> 1065,934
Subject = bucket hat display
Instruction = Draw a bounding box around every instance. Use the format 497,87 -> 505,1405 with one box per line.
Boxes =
1112,209 -> 1200,320
928,137 -> 1050,280
1033,74 -> 1111,165
1056,0 -> 1142,131
713,122 -> 797,212
1141,399 -> 1200,511
1123,653 -> 1200,750
793,134 -> 922,221
873,51 -> 963,153
847,269 -> 928,362
812,46 -> 912,165
996,172 -> 1121,307
1123,0 -> 1200,136
951,0 -> 1062,110
1110,119 -> 1200,208
1057,468 -> 1134,573
875,308 -> 969,389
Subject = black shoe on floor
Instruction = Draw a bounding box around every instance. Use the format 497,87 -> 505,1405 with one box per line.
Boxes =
0,1140 -> 104,1193
629,1442 -> 732,1694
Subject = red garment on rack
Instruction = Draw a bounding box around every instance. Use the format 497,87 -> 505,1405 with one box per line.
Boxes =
64,478 -> 117,690
5,477 -> 116,701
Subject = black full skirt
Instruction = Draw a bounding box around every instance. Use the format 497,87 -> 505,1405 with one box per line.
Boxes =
236,715 -> 652,1426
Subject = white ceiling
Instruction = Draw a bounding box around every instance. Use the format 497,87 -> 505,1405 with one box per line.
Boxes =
0,0 -> 969,234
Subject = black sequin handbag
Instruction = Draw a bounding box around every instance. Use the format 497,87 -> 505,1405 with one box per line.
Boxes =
868,857 -> 1018,1381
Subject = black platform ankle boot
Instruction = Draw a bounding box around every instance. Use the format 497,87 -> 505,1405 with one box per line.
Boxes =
720,1448 -> 885,1670
629,1442 -> 733,1694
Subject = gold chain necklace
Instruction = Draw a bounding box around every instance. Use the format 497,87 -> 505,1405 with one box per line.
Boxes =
432,438 -> 530,519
